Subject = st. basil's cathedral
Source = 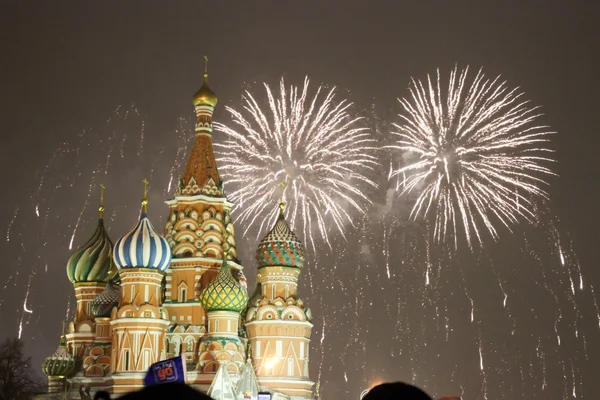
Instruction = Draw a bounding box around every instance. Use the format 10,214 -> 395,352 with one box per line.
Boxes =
38,66 -> 316,400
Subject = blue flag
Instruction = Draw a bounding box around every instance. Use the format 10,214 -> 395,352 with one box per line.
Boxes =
144,356 -> 186,386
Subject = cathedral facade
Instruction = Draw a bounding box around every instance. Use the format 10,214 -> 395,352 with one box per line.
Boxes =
40,70 -> 315,400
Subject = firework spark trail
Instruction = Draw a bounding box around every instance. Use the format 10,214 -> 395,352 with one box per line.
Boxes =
389,66 -> 555,248
1,105 -> 160,342
18,270 -> 35,339
214,77 -> 379,249
69,182 -> 94,250
166,118 -> 193,194
590,285 -> 600,329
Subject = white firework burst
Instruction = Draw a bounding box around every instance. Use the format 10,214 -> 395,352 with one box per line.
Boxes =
214,77 -> 378,249
390,66 -> 555,248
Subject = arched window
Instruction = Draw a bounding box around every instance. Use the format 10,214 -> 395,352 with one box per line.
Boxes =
179,287 -> 187,303
287,357 -> 294,376
272,284 -> 276,299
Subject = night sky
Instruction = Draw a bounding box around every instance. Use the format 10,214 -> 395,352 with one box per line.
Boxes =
1,2 -> 599,399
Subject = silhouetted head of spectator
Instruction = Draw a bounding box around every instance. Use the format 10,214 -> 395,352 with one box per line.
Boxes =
118,383 -> 212,400
93,390 -> 111,400
362,382 -> 433,400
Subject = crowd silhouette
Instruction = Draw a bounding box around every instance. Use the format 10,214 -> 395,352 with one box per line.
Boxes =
87,381 -> 436,400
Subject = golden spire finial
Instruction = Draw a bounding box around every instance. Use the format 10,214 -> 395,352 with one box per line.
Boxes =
204,55 -> 209,81
278,180 -> 287,217
142,178 -> 149,214
99,183 -> 105,219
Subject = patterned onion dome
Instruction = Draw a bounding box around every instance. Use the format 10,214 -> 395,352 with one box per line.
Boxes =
91,282 -> 121,318
256,203 -> 305,269
113,211 -> 172,271
200,258 -> 248,313
42,337 -> 76,378
66,218 -> 113,284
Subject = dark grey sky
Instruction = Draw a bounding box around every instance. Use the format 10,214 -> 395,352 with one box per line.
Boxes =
1,2 -> 599,399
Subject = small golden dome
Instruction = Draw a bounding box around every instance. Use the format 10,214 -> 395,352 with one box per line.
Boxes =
193,75 -> 218,108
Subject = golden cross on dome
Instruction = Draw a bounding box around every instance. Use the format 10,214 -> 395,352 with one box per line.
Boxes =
278,180 -> 287,215
99,183 -> 106,219
204,55 -> 209,80
142,178 -> 149,214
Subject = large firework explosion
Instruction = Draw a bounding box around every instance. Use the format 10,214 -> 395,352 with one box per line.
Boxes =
214,77 -> 379,249
389,66 -> 555,248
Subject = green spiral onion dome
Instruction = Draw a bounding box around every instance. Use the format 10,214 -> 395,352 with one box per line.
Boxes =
200,257 -> 248,313
256,203 -> 305,269
42,336 -> 76,378
66,218 -> 113,284
91,282 -> 121,318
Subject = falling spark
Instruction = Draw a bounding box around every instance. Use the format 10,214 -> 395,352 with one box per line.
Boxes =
389,66 -> 555,248
6,206 -> 18,242
215,77 -> 379,249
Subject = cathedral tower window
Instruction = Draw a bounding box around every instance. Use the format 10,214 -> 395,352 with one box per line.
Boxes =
287,357 -> 294,376
123,350 -> 130,371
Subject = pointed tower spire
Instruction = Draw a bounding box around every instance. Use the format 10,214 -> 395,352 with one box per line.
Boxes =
207,364 -> 236,400
181,56 -> 222,196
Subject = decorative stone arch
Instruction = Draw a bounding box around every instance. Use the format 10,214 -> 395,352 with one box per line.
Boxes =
257,305 -> 279,321
117,304 -> 137,319
226,362 -> 239,374
272,297 -> 286,307
85,365 -> 104,377
200,230 -> 223,245
204,361 -> 220,373
208,342 -> 223,351
202,243 -> 222,258
173,232 -> 197,246
175,217 -> 200,231
74,320 -> 94,333
216,352 -> 231,361
173,242 -> 197,257
281,306 -> 305,321
138,304 -> 160,319
200,217 -> 225,232
224,342 -> 237,351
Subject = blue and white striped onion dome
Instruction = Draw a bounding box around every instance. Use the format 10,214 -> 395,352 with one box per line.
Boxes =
113,213 -> 172,271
